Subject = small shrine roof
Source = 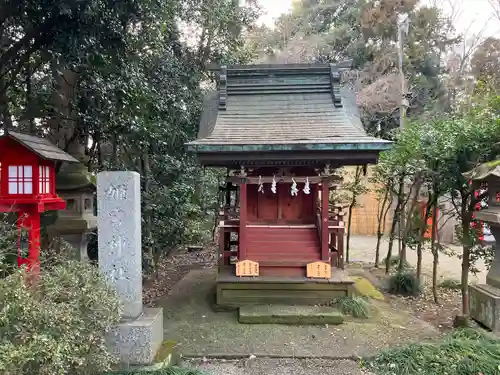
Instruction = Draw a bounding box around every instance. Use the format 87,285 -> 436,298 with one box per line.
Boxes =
463,159 -> 500,181
4,131 -> 79,163
186,63 -> 391,160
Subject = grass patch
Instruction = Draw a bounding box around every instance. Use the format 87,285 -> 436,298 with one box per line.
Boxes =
331,296 -> 370,318
106,367 -> 206,375
388,272 -> 421,297
439,278 -> 461,290
362,328 -> 500,375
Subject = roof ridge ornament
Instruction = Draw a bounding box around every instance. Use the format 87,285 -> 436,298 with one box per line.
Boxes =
329,63 -> 343,108
219,66 -> 227,110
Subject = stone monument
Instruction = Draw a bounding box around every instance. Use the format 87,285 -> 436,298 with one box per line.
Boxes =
465,161 -> 500,332
48,142 -> 97,261
97,171 -> 163,365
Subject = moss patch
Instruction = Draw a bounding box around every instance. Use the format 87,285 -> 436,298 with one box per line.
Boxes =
351,276 -> 385,301
485,159 -> 500,168
239,305 -> 344,325
154,340 -> 179,365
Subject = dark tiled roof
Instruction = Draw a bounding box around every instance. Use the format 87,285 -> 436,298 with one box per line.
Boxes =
6,131 -> 79,163
187,63 -> 391,150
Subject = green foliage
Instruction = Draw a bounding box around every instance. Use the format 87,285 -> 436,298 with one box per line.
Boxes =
106,367 -> 206,375
331,296 -> 370,318
341,166 -> 369,205
1,0 -> 260,263
387,272 -> 421,297
362,328 -> 500,375
455,223 -> 495,274
0,214 -> 18,277
0,261 -> 122,375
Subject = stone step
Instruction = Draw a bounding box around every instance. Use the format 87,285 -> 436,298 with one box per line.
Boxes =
238,305 -> 344,325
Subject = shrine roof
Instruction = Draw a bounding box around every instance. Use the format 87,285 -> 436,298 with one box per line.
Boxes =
186,63 -> 391,158
463,159 -> 500,181
3,131 -> 79,163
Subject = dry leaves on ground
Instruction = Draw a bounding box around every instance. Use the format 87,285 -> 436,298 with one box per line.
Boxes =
386,283 -> 461,330
367,265 -> 462,330
143,244 -> 217,306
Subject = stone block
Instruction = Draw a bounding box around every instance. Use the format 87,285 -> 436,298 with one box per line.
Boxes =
107,307 -> 164,366
469,284 -> 500,333
97,171 -> 142,319
238,305 -> 344,325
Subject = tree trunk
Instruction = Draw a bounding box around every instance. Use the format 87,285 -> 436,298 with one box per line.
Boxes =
111,135 -> 118,169
346,202 -> 354,264
461,208 -> 472,316
346,166 -> 364,264
386,176 -> 404,274
416,199 -> 433,280
47,64 -> 79,149
141,151 -> 155,275
399,178 -> 423,272
25,65 -> 36,134
431,203 -> 439,304
0,75 -> 13,131
375,186 -> 391,267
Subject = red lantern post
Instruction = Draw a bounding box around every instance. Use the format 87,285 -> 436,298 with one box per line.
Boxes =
0,132 -> 78,273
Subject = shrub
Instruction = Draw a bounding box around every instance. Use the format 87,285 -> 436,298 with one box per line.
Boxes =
383,255 -> 411,269
362,328 -> 500,375
388,272 -> 421,296
0,261 -> 122,375
0,213 -> 18,278
331,296 -> 370,318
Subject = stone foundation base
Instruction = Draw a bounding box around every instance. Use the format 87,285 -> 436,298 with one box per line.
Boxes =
239,305 -> 344,325
107,307 -> 164,365
469,284 -> 500,333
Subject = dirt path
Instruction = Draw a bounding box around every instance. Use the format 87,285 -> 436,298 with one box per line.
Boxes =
348,235 -> 487,284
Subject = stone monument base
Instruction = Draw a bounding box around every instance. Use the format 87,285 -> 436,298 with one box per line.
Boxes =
107,307 -> 164,365
469,284 -> 500,333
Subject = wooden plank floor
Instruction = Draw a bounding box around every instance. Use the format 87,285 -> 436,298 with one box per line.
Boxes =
216,266 -> 354,307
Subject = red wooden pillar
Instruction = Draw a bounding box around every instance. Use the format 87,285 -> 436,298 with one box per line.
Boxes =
17,207 -> 41,274
239,182 -> 247,260
321,181 -> 329,261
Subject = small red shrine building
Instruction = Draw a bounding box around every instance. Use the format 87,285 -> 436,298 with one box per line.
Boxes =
0,131 -> 78,271
186,63 -> 392,307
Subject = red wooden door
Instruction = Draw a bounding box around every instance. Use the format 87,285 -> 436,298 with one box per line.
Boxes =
279,184 -> 300,222
279,183 -> 315,223
248,182 -> 316,224
257,184 -> 278,222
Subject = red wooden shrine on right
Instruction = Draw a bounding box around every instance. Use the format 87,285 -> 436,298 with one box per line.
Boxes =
187,63 -> 392,307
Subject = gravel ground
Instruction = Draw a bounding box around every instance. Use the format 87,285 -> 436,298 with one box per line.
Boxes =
348,235 -> 487,284
183,358 -> 374,375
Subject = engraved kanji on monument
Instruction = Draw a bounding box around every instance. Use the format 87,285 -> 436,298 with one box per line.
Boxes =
98,172 -> 142,319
